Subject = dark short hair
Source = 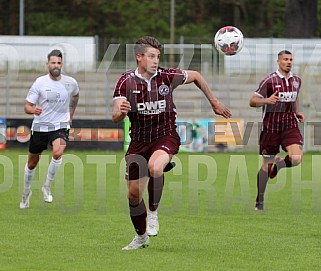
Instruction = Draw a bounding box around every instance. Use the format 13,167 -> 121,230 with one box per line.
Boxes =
134,36 -> 162,55
47,49 -> 63,61
278,50 -> 292,56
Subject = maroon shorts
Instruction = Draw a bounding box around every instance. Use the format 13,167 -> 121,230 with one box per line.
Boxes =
125,132 -> 180,180
259,127 -> 303,156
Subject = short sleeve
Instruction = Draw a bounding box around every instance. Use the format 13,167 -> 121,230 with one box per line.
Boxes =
164,68 -> 187,89
71,78 -> 79,96
113,73 -> 129,99
26,81 -> 40,104
255,78 -> 269,98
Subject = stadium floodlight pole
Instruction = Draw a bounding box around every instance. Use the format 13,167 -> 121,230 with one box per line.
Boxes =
169,0 -> 175,66
19,0 -> 24,35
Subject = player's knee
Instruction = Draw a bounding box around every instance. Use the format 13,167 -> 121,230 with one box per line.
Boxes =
27,161 -> 38,169
148,166 -> 163,178
27,157 -> 39,169
127,192 -> 139,205
52,151 -> 63,160
290,155 -> 302,166
261,163 -> 271,172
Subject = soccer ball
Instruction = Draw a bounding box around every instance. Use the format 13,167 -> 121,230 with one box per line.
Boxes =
214,26 -> 244,56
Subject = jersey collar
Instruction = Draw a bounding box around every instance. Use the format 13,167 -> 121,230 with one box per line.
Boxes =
134,68 -> 158,91
276,69 -> 293,79
134,68 -> 158,81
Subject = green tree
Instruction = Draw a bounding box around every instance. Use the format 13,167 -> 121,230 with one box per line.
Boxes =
1,0 -> 321,39
284,0 -> 318,38
0,0 -> 18,35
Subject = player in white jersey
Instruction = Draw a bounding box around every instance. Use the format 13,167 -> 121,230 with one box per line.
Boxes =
20,49 -> 79,209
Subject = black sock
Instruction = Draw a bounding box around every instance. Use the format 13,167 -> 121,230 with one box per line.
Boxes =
129,200 -> 147,235
256,168 -> 269,203
273,155 -> 291,173
283,155 -> 292,167
148,175 -> 164,211
164,162 -> 176,172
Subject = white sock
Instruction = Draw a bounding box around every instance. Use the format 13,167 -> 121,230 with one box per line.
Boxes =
44,157 -> 62,188
148,209 -> 157,215
140,232 -> 148,238
24,164 -> 35,194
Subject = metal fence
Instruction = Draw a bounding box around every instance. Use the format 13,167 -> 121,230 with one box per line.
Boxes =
1,36 -> 321,151
2,35 -> 321,74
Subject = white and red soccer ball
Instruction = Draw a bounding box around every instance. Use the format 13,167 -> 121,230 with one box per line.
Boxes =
214,26 -> 244,56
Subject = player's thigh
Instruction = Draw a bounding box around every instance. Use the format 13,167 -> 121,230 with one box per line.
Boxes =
282,127 -> 303,164
51,138 -> 67,158
259,131 -> 281,156
285,144 -> 303,165
148,150 -> 171,176
148,134 -> 180,175
281,127 -> 303,154
29,131 -> 49,154
286,144 -> 303,155
126,152 -> 149,181
261,155 -> 275,171
50,129 -> 69,158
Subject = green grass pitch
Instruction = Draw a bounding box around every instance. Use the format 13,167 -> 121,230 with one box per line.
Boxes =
0,149 -> 321,270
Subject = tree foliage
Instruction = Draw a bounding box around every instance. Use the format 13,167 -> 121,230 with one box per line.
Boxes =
0,0 -> 320,40
284,0 -> 318,38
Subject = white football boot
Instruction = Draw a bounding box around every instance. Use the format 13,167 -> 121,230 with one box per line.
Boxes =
20,190 -> 32,209
41,186 -> 53,203
146,210 -> 159,236
122,233 -> 150,250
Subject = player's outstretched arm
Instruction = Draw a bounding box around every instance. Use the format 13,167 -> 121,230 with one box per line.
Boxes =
112,98 -> 131,123
185,70 -> 232,119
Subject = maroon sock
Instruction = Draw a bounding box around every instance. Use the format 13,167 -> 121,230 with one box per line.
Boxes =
129,200 -> 147,235
283,155 -> 292,167
256,168 -> 269,203
148,175 -> 164,211
273,155 -> 291,174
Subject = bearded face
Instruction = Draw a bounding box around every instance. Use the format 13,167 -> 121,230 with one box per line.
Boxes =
47,55 -> 62,79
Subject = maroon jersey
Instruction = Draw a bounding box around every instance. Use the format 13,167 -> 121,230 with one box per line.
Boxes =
113,67 -> 187,142
255,70 -> 301,133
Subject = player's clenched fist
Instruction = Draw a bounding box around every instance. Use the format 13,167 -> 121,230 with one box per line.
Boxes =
266,91 -> 279,104
120,100 -> 131,114
34,106 -> 42,116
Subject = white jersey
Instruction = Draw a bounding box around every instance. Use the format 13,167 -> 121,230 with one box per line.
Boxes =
26,74 -> 79,132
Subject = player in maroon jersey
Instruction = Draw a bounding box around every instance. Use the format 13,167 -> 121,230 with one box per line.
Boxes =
249,50 -> 304,211
112,36 -> 231,250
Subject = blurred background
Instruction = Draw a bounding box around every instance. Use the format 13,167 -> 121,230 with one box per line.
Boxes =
1,0 -> 321,152
1,0 -> 321,60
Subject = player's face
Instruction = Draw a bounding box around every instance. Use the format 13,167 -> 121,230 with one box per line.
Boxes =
277,53 -> 292,75
48,56 -> 63,79
137,47 -> 160,77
